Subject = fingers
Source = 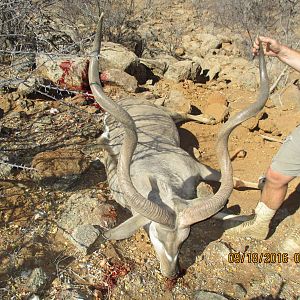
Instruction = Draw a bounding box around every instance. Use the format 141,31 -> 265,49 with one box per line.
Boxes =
252,35 -> 280,56
252,36 -> 261,56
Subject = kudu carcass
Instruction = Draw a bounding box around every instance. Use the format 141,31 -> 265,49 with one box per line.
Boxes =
89,14 -> 269,278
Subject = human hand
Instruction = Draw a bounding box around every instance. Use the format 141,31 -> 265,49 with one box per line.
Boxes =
252,36 -> 283,57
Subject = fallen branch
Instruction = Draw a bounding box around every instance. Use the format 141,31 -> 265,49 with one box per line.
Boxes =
269,65 -> 289,94
260,134 -> 283,143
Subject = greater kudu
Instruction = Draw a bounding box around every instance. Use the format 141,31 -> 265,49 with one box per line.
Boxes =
88,14 -> 269,278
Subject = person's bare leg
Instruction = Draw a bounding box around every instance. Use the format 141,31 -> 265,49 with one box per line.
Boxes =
261,168 -> 294,209
226,167 -> 295,240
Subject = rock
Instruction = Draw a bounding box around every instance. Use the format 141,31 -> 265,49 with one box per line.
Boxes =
100,69 -> 137,92
233,283 -> 247,298
219,57 -> 258,89
99,41 -> 138,72
195,33 -> 222,57
221,42 -> 235,55
57,289 -> 92,300
17,77 -> 38,95
0,96 -> 11,113
204,103 -> 228,123
194,54 -> 259,89
25,268 -> 48,293
192,56 -> 221,82
28,295 -> 40,300
242,117 -> 259,131
164,90 -> 191,114
36,54 -> 89,91
197,182 -> 214,198
175,47 -> 185,56
194,290 -> 228,300
0,154 -> 12,177
58,191 -> 116,252
70,224 -> 100,254
36,42 -> 139,91
207,92 -> 228,106
32,148 -> 89,178
272,83 -> 300,111
190,62 -> 204,83
202,241 -> 231,263
259,119 -> 281,136
231,126 -> 251,141
164,60 -> 193,82
183,33 -> 222,58
140,58 -> 168,77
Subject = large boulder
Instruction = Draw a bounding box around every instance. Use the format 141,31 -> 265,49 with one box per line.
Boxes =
100,69 -> 138,92
36,54 -> 89,90
32,148 -> 89,178
182,33 -> 222,58
219,56 -> 258,89
99,41 -> 138,72
164,60 -> 202,83
192,56 -> 223,83
164,60 -> 193,82
139,58 -> 169,77
36,48 -> 139,92
193,54 -> 259,89
194,33 -> 222,57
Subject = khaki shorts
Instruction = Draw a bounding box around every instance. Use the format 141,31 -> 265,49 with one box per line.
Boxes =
271,125 -> 300,177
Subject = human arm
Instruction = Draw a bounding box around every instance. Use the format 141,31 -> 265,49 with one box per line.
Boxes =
253,36 -> 300,73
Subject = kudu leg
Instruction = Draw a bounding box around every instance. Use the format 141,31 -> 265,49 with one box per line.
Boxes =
196,181 -> 253,222
196,162 -> 259,189
104,214 -> 150,240
162,108 -> 216,125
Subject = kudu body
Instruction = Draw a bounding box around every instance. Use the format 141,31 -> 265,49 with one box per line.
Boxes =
89,15 -> 269,278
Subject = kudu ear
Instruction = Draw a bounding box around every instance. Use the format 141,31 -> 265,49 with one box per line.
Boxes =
149,177 -> 174,209
104,214 -> 150,240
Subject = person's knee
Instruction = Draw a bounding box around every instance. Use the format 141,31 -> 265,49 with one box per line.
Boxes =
265,167 -> 294,187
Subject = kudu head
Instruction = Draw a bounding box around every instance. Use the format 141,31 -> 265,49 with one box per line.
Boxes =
88,14 -> 269,278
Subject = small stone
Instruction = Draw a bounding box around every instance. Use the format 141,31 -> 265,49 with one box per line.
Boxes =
70,224 -> 100,254
17,77 -> 37,95
28,295 -> 40,300
0,154 -> 12,177
25,268 -> 48,293
0,96 -> 11,113
233,283 -> 247,298
175,47 -> 185,56
194,290 -> 228,300
58,191 -> 116,249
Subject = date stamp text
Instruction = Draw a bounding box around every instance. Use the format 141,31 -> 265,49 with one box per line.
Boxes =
228,252 -> 300,263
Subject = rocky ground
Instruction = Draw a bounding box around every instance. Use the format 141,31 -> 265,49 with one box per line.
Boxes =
1,1 -> 300,300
